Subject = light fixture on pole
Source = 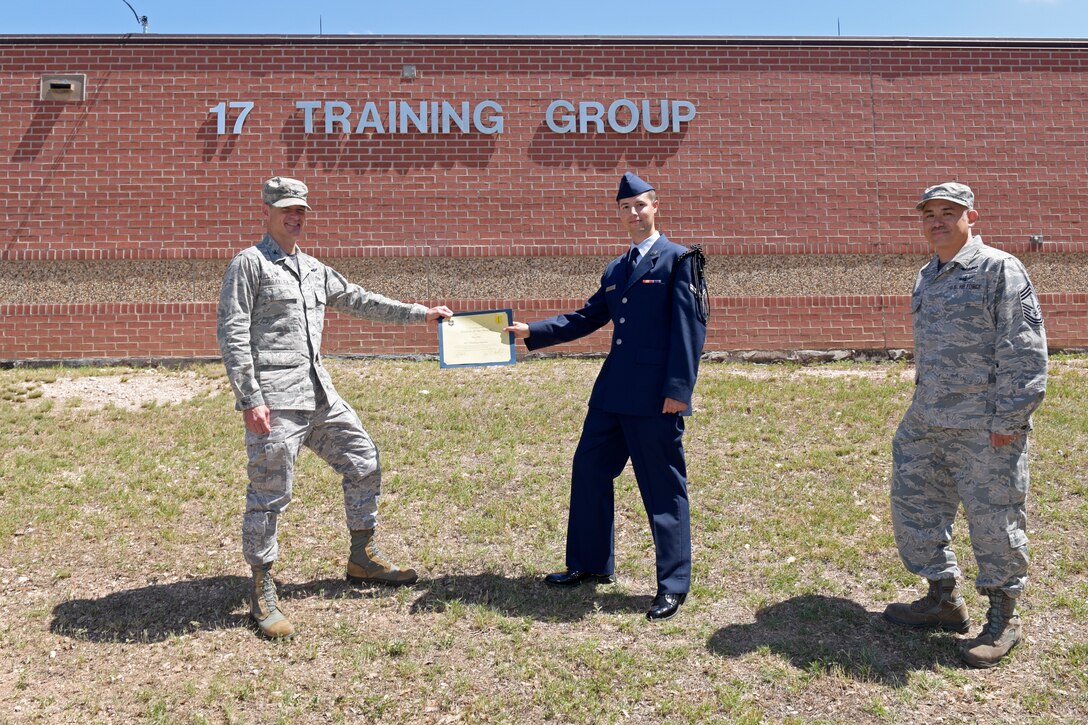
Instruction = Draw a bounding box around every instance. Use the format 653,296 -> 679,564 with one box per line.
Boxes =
120,0 -> 150,33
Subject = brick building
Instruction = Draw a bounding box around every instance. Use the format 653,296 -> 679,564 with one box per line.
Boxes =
2,35 -> 1086,362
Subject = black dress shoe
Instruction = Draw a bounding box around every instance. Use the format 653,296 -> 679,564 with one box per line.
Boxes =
647,592 -> 687,621
544,570 -> 615,587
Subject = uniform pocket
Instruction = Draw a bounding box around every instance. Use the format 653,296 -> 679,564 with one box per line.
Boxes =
1007,526 -> 1029,550
245,435 -> 291,495
259,284 -> 299,305
254,350 -> 309,396
255,350 -> 309,367
935,371 -> 991,395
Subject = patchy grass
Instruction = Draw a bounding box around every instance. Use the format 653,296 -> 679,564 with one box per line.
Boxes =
0,358 -> 1085,722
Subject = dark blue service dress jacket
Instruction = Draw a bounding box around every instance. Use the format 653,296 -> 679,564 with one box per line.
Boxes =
525,234 -> 706,415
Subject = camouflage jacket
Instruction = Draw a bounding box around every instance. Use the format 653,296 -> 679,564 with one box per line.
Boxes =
908,235 -> 1048,433
217,235 -> 427,411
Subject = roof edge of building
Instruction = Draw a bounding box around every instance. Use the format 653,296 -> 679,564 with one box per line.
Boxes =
3,33 -> 1088,48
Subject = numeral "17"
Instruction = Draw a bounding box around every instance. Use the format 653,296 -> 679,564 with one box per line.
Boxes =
208,101 -> 255,134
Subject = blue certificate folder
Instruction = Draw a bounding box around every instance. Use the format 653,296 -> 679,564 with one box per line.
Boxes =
438,309 -> 517,369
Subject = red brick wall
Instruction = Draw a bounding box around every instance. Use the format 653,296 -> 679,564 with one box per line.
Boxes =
4,293 -> 1081,362
2,37 -> 1086,360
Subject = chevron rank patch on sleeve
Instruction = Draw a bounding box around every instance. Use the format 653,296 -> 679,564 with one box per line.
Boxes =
1020,283 -> 1044,326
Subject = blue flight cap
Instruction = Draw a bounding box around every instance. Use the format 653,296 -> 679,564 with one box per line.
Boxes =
616,172 -> 654,201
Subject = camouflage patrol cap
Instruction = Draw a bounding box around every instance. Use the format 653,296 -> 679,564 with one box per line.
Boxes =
916,182 -> 974,211
262,177 -> 311,209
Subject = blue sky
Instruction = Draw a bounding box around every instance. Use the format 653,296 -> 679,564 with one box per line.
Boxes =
2,0 -> 1084,37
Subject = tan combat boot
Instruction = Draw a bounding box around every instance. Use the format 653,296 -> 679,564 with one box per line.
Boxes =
883,577 -> 971,633
250,563 -> 295,639
960,589 -> 1021,668
345,529 -> 418,586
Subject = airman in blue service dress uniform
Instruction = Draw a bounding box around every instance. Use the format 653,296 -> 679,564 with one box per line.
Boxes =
882,182 -> 1047,668
506,172 -> 708,621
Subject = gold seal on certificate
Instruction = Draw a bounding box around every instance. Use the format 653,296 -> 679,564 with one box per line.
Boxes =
438,309 -> 516,368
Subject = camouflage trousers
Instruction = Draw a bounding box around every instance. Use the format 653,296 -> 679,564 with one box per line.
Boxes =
242,397 -> 381,566
890,407 -> 1030,596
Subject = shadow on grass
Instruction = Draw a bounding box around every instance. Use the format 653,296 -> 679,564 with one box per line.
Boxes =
50,575 -> 252,642
409,573 -> 653,622
48,574 -> 400,643
707,594 -> 966,686
49,572 -> 633,642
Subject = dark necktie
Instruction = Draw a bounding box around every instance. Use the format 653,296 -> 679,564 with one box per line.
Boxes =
627,247 -> 640,275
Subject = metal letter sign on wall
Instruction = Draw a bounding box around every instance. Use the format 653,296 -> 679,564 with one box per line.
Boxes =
544,99 -> 697,133
207,101 -> 255,134
208,99 -> 696,135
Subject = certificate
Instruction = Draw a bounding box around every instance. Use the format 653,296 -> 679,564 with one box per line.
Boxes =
438,309 -> 516,368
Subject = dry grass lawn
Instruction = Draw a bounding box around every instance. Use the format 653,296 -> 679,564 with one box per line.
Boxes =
0,357 -> 1085,723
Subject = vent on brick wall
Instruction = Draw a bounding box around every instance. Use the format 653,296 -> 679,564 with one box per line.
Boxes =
40,74 -> 86,102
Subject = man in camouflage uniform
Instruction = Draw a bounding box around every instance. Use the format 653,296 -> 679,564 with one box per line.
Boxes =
217,177 -> 452,639
883,182 -> 1048,668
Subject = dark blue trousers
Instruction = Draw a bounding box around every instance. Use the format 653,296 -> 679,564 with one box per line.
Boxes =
565,407 -> 691,595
